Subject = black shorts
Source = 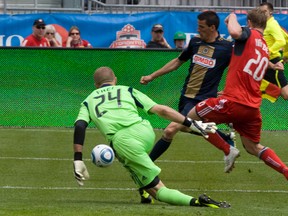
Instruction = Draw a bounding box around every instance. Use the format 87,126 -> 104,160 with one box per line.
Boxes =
264,57 -> 288,88
178,95 -> 201,116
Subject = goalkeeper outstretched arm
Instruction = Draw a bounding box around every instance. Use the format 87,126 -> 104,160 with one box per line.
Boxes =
149,104 -> 217,138
73,120 -> 90,186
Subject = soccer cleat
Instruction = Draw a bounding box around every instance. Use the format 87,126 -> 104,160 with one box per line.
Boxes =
227,123 -> 237,147
139,188 -> 154,204
198,194 -> 231,208
217,127 -> 236,147
224,146 -> 240,173
190,197 -> 202,207
224,132 -> 236,147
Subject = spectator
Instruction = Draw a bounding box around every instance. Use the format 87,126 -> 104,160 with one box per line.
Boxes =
65,26 -> 92,48
21,19 -> 50,47
173,31 -> 186,49
44,25 -> 61,47
146,24 -> 171,49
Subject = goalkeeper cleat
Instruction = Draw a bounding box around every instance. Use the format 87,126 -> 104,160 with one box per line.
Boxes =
139,189 -> 154,204
190,198 -> 202,206
198,194 -> 231,208
224,146 -> 240,173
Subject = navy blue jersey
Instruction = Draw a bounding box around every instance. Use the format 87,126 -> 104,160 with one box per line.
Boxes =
178,35 -> 233,101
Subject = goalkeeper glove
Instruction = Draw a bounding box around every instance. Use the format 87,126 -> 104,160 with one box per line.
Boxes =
73,160 -> 90,186
188,118 -> 217,138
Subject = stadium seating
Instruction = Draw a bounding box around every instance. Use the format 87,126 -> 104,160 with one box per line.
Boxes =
0,0 -> 287,14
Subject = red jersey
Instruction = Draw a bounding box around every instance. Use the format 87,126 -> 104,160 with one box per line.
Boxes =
223,28 -> 269,108
21,34 -> 50,47
68,39 -> 92,48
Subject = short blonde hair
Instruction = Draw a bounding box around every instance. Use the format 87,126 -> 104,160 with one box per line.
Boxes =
45,25 -> 56,34
94,67 -> 115,87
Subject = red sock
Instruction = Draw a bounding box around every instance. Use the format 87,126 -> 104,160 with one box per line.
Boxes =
283,168 -> 288,180
206,132 -> 230,155
259,148 -> 288,174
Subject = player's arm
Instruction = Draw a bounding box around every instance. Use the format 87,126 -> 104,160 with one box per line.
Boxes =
74,120 -> 88,153
131,88 -> 216,137
149,104 -> 217,138
282,29 -> 288,62
225,13 -> 242,39
73,119 -> 90,186
268,60 -> 284,70
283,44 -> 288,62
73,102 -> 91,186
140,58 -> 184,85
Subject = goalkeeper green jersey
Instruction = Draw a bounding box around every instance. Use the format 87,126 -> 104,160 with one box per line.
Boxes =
76,84 -> 157,142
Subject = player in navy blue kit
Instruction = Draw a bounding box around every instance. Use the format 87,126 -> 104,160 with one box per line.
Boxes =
140,10 -> 236,168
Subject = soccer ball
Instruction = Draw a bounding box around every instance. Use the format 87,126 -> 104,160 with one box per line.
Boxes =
91,144 -> 115,167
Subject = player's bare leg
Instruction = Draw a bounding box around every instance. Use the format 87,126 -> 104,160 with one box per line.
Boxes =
187,107 -> 240,173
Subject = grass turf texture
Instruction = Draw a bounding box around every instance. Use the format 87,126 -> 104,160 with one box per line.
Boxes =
1,128 -> 288,216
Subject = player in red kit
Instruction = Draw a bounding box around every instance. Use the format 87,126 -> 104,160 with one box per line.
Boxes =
187,9 -> 288,180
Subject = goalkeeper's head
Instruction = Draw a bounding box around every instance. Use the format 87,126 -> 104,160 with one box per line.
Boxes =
94,66 -> 117,88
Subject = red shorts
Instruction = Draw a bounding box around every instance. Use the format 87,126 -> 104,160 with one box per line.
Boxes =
196,97 -> 262,143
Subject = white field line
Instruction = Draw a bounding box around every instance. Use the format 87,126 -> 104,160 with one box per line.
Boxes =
0,156 -> 264,164
0,185 -> 287,194
1,156 -> 287,194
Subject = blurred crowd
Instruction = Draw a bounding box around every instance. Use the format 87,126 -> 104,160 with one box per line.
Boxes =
21,18 -> 186,49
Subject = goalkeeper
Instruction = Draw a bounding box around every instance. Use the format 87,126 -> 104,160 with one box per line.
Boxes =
73,66 -> 230,208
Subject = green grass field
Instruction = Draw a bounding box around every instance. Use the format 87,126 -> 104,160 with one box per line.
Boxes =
1,128 -> 288,216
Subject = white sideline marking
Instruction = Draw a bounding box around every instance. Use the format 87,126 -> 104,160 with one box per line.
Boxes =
0,156 -> 264,164
1,185 -> 287,193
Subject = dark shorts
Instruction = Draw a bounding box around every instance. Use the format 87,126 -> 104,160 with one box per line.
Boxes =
264,57 -> 288,88
178,95 -> 201,116
195,97 -> 262,143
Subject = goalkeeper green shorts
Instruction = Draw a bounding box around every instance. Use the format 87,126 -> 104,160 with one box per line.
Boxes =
111,120 -> 161,188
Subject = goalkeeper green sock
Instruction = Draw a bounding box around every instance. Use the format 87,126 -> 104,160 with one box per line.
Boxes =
156,186 -> 193,206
